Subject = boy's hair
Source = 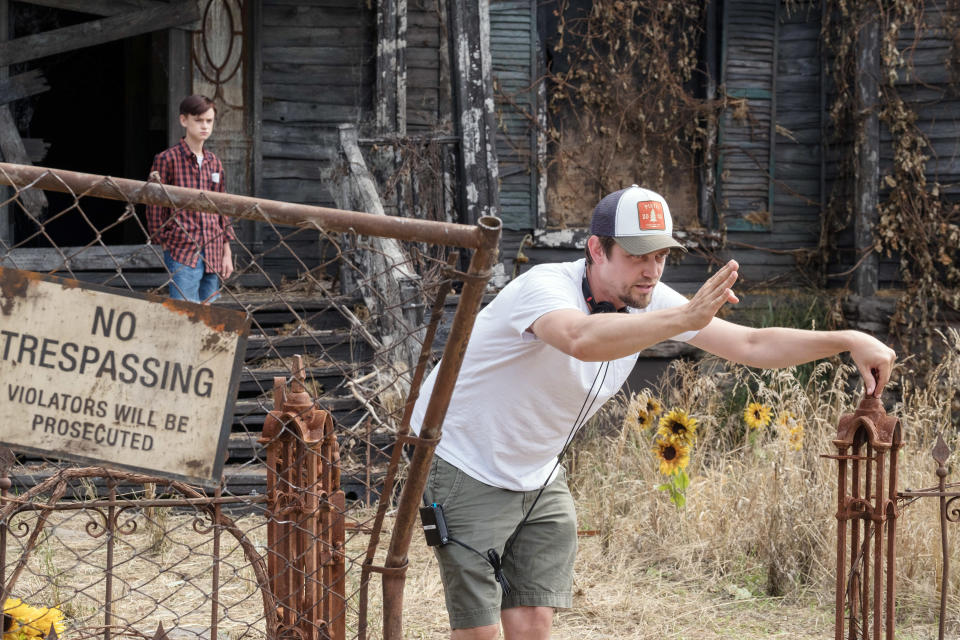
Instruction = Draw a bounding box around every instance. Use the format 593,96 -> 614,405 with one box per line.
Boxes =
179,95 -> 216,117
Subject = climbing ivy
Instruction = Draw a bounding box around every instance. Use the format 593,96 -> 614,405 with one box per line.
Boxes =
823,0 -> 960,355
546,0 -> 959,355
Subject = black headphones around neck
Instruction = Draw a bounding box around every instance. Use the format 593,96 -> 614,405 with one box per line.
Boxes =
581,274 -> 628,314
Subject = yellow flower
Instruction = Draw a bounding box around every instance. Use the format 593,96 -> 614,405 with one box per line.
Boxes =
653,437 -> 690,475
3,599 -> 65,639
775,412 -> 804,450
788,426 -> 804,450
625,409 -> 655,432
624,393 -> 662,432
645,396 -> 663,416
776,411 -> 795,427
744,402 -> 772,430
788,424 -> 804,451
656,408 -> 698,445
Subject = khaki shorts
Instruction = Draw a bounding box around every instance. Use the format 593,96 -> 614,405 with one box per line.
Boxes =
422,456 -> 578,629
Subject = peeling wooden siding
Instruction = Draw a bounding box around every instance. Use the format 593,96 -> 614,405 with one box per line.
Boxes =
406,0 -> 446,131
829,0 -> 960,290
260,0 -> 375,207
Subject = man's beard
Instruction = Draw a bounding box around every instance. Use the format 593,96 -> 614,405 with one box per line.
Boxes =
619,285 -> 655,309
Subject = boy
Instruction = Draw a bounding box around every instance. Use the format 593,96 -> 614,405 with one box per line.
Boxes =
146,94 -> 234,303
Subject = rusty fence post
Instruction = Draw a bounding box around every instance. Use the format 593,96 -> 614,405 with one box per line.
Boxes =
380,217 -> 501,640
260,355 -> 345,640
831,396 -> 903,640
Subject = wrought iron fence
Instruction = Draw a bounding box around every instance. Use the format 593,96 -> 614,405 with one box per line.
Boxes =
0,147 -> 500,640
830,398 -> 960,640
899,434 -> 960,640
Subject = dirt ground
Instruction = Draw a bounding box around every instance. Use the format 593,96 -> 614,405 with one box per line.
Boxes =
399,533 -> 948,640
3,496 -> 953,640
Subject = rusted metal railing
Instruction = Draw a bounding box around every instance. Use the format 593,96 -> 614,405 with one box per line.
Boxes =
0,465 -> 277,640
0,163 -> 484,250
899,434 -> 960,640
0,161 -> 501,640
829,396 -> 903,640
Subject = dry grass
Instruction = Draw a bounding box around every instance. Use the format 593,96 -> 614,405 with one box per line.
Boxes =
5,332 -> 959,639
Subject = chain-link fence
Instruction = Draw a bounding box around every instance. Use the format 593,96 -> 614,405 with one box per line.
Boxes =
0,145 -> 500,640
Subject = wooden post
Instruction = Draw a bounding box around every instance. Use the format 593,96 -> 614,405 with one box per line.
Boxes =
328,124 -> 425,388
447,0 -> 500,225
0,0 -> 8,246
854,9 -> 880,297
167,26 -> 191,148
249,0 -> 263,200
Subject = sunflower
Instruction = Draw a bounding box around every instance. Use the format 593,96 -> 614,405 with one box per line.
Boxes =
624,393 -> 661,432
645,396 -> 664,416
625,409 -> 655,432
3,599 -> 65,640
656,408 -> 698,445
653,437 -> 690,475
744,402 -> 772,430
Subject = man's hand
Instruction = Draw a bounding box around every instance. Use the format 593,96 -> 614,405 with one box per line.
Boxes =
221,243 -> 234,279
683,260 -> 740,331
847,332 -> 897,397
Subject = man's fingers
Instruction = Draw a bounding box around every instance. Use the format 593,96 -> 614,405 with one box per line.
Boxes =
873,362 -> 893,397
856,363 -> 877,396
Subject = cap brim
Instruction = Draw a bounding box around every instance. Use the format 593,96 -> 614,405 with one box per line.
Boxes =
614,235 -> 687,255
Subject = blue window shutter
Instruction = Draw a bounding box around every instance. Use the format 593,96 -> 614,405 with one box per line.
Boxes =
717,0 -> 779,231
489,0 -> 538,230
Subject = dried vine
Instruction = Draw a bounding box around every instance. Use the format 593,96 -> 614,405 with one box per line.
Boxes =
545,0 -> 722,228
823,0 -> 960,354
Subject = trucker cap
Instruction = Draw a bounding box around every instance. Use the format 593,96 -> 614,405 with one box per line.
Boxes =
589,185 -> 686,255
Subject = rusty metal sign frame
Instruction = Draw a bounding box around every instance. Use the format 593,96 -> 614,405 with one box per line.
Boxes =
0,267 -> 250,486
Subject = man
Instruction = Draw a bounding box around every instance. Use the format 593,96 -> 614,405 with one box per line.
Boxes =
410,185 -> 896,640
146,95 -> 234,303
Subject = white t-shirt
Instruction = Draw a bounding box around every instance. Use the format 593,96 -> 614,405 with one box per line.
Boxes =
410,258 -> 697,491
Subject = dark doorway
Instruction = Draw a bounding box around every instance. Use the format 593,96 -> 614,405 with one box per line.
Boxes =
10,3 -> 168,247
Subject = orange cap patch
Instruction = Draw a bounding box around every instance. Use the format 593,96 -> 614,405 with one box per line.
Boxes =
636,201 -> 666,230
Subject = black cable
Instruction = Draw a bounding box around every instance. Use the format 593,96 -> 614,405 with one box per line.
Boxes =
422,361 -> 612,597
500,361 -> 610,562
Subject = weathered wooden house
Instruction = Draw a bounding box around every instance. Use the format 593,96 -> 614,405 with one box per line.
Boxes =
4,0 -> 956,319
0,0 -> 957,466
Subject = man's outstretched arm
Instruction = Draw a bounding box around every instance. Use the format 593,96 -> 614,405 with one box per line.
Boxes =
531,260 -> 740,362
688,318 -> 897,396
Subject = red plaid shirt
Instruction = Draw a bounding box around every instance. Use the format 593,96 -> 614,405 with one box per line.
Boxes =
146,139 -> 234,274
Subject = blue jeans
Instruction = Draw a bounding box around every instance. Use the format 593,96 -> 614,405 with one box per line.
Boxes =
163,249 -> 220,303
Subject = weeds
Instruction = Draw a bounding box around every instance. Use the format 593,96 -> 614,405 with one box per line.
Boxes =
569,328 -> 959,622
